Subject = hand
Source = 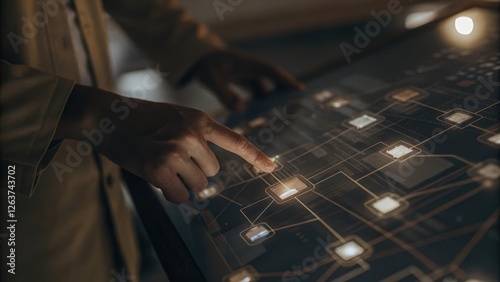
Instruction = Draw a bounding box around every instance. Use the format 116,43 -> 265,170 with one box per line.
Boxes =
55,85 -> 276,203
190,50 -> 304,112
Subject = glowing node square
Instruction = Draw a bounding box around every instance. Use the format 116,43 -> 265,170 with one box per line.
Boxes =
328,97 -> 350,108
445,112 -> 472,124
477,163 -> 500,180
224,266 -> 258,282
245,225 -> 270,242
372,196 -> 401,214
392,89 -> 420,102
334,241 -> 365,261
487,133 -> 500,145
386,145 -> 414,159
313,90 -> 334,102
240,223 -> 274,245
266,175 -> 313,204
197,184 -> 218,200
348,114 -> 377,129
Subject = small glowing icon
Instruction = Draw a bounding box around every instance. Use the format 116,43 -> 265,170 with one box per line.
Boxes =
455,16 -> 474,35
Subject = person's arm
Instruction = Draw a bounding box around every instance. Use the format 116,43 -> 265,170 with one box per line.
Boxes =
103,0 -> 224,85
55,84 -> 276,203
103,0 -> 303,111
0,60 -> 75,196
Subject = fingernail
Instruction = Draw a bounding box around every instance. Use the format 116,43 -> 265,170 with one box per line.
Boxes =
265,161 -> 276,172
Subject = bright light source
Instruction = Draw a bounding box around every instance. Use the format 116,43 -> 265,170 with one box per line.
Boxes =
245,225 -> 270,242
266,175 -> 313,203
477,163 -> 500,180
386,145 -> 414,159
405,11 -> 436,29
334,241 -> 365,261
197,184 -> 218,200
372,196 -> 401,214
328,97 -> 350,108
225,266 -> 258,282
445,112 -> 472,124
487,133 -> 500,145
455,16 -> 474,35
348,114 -> 377,129
240,223 -> 274,245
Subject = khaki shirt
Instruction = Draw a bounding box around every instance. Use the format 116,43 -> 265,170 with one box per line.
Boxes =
1,0 -> 223,281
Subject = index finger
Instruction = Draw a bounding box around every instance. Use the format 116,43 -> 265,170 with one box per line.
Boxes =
204,121 -> 275,173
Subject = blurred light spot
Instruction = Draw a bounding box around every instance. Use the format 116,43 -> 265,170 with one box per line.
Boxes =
455,16 -> 474,35
405,11 -> 436,29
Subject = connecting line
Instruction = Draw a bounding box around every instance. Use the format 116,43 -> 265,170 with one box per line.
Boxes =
469,124 -> 498,135
416,154 -> 476,167
218,194 -> 243,206
342,172 -> 380,199
240,209 -> 252,224
376,102 -> 397,114
409,100 -> 446,113
475,101 -> 499,114
355,161 -> 397,184
450,208 -> 499,268
311,191 -> 441,271
296,198 -> 346,242
314,172 -> 341,186
269,172 -> 287,188
402,177 -> 482,200
251,201 -> 273,225
288,128 -> 354,162
308,142 -> 388,179
272,219 -> 319,231
412,125 -> 454,148
428,208 -> 500,282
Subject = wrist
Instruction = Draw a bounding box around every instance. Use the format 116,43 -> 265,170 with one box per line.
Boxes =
54,84 -> 115,141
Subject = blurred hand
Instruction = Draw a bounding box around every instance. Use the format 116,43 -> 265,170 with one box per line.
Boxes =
56,85 -> 276,203
191,50 -> 304,112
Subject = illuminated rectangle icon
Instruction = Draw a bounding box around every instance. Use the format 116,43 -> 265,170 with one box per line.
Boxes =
372,196 -> 401,214
327,97 -> 350,108
477,163 -> 500,180
334,241 -> 365,261
392,88 -> 420,102
246,225 -> 269,242
487,133 -> 500,145
326,235 -> 372,265
266,175 -> 313,204
437,109 -> 482,128
240,223 -> 274,245
196,184 -> 218,200
224,266 -> 258,282
380,141 -> 421,162
445,112 -> 472,124
348,114 -> 377,129
365,193 -> 409,218
386,145 -> 413,159
313,90 -> 333,102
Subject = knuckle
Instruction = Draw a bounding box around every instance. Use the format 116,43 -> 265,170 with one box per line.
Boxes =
233,134 -> 250,153
207,161 -> 220,177
194,177 -> 209,192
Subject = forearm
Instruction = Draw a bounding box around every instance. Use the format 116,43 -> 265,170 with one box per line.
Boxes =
54,84 -> 116,141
